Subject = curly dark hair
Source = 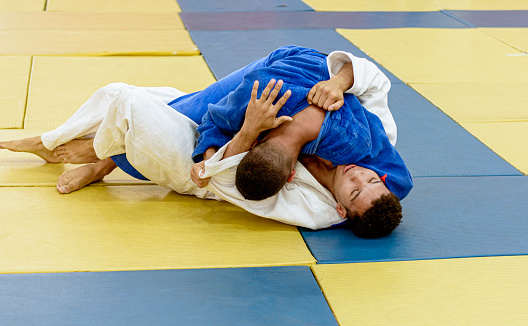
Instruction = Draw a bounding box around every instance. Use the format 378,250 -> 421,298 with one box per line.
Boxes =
344,192 -> 402,238
235,142 -> 293,201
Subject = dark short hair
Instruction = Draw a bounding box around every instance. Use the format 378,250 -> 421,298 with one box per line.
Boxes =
344,192 -> 402,238
236,142 -> 292,201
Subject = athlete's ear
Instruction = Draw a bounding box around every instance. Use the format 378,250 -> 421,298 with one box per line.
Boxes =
287,169 -> 296,183
336,203 -> 347,218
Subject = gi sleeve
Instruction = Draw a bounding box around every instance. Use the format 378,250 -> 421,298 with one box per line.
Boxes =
327,51 -> 397,146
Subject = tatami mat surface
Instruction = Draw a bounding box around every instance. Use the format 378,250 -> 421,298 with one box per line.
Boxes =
312,256 -> 528,325
46,0 -> 181,13
1,0 -> 527,324
0,0 -> 45,12
0,12 -> 185,30
337,28 -> 527,84
481,27 -> 528,51
177,0 -> 312,12
0,30 -> 198,56
463,122 -> 528,174
25,56 -> 215,129
0,186 -> 315,273
0,56 -> 31,129
435,0 -> 528,10
410,82 -> 528,123
0,267 -> 337,326
301,0 -> 440,12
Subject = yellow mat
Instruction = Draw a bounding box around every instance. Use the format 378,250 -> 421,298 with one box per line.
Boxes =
481,28 -> 528,53
0,12 -> 184,30
302,0 -> 439,12
434,0 -> 528,10
410,82 -> 528,123
462,121 -> 528,174
0,129 -> 153,186
337,28 -> 528,84
46,0 -> 181,13
25,56 -> 216,129
0,30 -> 197,56
0,186 -> 315,273
0,56 -> 32,129
312,256 -> 528,326
0,0 -> 45,12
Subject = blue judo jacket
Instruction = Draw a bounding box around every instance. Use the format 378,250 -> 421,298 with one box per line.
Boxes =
189,45 -> 413,200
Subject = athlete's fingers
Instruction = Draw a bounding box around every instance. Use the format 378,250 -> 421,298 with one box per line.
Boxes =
307,85 -> 317,104
327,99 -> 344,111
260,79 -> 276,101
311,87 -> 323,107
272,89 -> 291,112
250,80 -> 259,102
322,96 -> 336,110
266,79 -> 283,104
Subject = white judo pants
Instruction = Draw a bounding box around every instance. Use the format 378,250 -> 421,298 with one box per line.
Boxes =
41,83 -> 211,198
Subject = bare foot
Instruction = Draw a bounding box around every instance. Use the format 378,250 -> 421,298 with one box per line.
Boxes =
56,158 -> 117,194
54,138 -> 99,164
0,136 -> 61,163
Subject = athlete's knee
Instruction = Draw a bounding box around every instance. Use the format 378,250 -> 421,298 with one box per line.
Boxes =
97,82 -> 130,98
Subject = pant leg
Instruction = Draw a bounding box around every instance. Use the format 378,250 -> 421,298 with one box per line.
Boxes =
93,86 -> 209,197
40,83 -> 127,150
40,83 -> 184,151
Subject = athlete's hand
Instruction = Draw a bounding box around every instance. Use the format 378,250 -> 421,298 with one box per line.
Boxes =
307,79 -> 346,111
241,79 -> 292,137
190,160 -> 210,188
190,147 -> 217,188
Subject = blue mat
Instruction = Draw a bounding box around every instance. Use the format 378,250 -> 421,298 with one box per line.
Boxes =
177,0 -> 312,12
390,84 -> 521,177
301,176 -> 528,264
444,10 -> 528,28
189,29 -> 403,83
181,11 -> 469,30
0,266 -> 338,326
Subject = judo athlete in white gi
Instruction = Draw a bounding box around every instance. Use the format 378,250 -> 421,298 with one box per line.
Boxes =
0,50 -> 398,231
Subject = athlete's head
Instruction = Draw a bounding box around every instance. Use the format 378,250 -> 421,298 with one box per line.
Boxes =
236,141 -> 296,200
333,164 -> 402,237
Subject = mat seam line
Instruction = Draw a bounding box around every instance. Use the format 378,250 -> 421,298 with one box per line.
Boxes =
440,10 -> 476,28
21,56 -> 34,129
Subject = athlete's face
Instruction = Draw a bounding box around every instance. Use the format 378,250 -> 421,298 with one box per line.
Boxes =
333,164 -> 389,217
